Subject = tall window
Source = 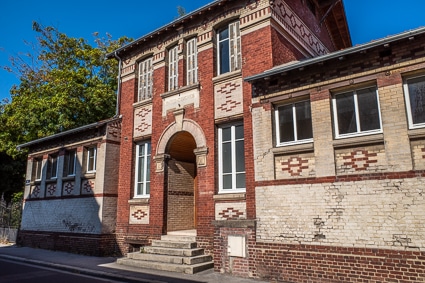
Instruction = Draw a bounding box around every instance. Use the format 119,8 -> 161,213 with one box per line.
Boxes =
168,45 -> 179,91
33,158 -> 43,181
332,86 -> 382,138
138,57 -> 153,101
63,150 -> 76,177
275,100 -> 313,146
46,154 -> 58,179
186,38 -> 198,85
404,75 -> 425,129
86,147 -> 97,173
217,21 -> 241,75
135,141 -> 151,197
218,124 -> 245,193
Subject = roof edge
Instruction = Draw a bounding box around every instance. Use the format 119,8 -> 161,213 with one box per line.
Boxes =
245,26 -> 425,82
17,116 -> 122,150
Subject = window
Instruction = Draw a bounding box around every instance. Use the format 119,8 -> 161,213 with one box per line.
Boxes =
86,147 -> 97,173
404,75 -> 425,129
186,38 -> 198,85
32,158 -> 43,181
138,57 -> 153,101
275,100 -> 313,146
46,154 -> 58,179
217,21 -> 241,75
63,150 -> 76,177
218,124 -> 245,193
134,141 -> 151,197
332,86 -> 382,138
168,45 -> 179,91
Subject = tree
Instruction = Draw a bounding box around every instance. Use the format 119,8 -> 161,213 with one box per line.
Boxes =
0,22 -> 130,201
176,6 -> 186,18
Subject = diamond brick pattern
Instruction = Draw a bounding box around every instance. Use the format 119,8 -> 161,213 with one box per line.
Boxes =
31,185 -> 40,198
82,180 -> 94,194
342,150 -> 378,171
131,209 -> 148,220
135,107 -> 152,133
217,82 -> 240,95
281,157 -> 309,176
218,96 -> 242,112
46,184 -> 57,196
219,208 -> 244,220
63,182 -> 74,195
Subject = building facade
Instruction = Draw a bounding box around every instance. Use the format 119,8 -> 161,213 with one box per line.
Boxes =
110,0 -> 348,261
18,118 -> 121,256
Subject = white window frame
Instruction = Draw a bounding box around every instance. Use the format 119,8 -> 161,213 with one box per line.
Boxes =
186,38 -> 198,85
86,147 -> 97,173
168,45 -> 179,91
217,21 -> 241,75
138,57 -> 153,101
275,100 -> 313,146
404,75 -> 425,129
48,154 -> 58,179
64,150 -> 76,177
34,158 -> 43,181
218,123 -> 246,193
134,141 -> 151,198
332,87 -> 383,139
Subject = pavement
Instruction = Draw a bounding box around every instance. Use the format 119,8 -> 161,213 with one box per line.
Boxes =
0,243 -> 268,283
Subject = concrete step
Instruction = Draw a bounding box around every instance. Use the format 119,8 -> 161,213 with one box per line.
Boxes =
143,246 -> 204,257
127,252 -> 212,265
161,234 -> 197,242
117,258 -> 214,274
151,239 -> 197,249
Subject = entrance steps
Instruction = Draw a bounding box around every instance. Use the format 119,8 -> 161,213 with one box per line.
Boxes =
117,233 -> 213,274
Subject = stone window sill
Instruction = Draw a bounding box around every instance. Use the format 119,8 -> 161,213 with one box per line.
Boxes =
213,193 -> 246,201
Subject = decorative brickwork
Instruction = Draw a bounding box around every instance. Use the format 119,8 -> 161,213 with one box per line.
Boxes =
214,78 -> 243,119
134,104 -> 152,137
275,152 -> 315,179
62,181 -> 74,195
129,205 -> 149,224
335,145 -> 387,175
31,185 -> 40,198
46,183 -> 57,197
215,202 -> 246,220
81,179 -> 94,194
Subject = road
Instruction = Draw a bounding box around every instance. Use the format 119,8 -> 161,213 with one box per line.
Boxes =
0,258 -> 126,283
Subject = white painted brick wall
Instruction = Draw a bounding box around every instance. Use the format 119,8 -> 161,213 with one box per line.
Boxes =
256,177 -> 425,251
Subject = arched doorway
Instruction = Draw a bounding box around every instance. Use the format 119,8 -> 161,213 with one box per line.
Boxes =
165,131 -> 197,233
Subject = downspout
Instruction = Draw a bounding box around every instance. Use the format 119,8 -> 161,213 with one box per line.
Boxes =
113,51 -> 122,117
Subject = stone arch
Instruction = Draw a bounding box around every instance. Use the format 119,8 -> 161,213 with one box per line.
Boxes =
156,119 -> 207,155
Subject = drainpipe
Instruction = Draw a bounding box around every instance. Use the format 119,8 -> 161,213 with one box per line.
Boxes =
113,51 -> 122,117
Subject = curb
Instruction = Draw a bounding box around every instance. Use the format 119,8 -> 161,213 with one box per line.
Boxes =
0,254 -> 159,283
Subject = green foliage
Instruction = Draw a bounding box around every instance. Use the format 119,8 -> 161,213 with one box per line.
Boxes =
176,6 -> 187,18
0,21 -> 130,198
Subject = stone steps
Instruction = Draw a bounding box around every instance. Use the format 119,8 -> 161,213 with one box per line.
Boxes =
117,233 -> 213,274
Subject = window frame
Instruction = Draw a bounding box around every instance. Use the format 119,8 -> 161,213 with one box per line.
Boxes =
47,154 -> 58,180
274,99 -> 313,147
403,74 -> 425,129
64,149 -> 76,177
218,123 -> 246,194
134,141 -> 151,198
168,45 -> 179,91
332,86 -> 383,139
186,38 -> 198,85
138,57 -> 153,101
217,21 -> 241,75
33,158 -> 43,181
86,147 -> 97,173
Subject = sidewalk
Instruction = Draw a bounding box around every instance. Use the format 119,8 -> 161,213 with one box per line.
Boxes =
0,244 -> 268,283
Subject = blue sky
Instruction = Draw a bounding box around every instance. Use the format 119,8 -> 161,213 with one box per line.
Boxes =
0,0 -> 424,102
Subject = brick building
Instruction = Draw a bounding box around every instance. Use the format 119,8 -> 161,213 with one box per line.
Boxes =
18,0 -> 425,281
18,118 -> 121,256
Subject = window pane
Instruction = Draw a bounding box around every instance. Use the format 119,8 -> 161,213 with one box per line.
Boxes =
222,142 -> 232,173
235,124 -> 244,140
222,127 -> 231,141
219,40 -> 230,74
236,173 -> 245,189
137,183 -> 143,195
357,88 -> 380,131
235,140 -> 245,172
278,105 -> 295,142
295,101 -> 313,140
222,174 -> 232,190
336,92 -> 357,134
408,77 -> 425,125
138,156 -> 144,182
145,182 -> 150,195
146,155 -> 151,182
218,28 -> 229,41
